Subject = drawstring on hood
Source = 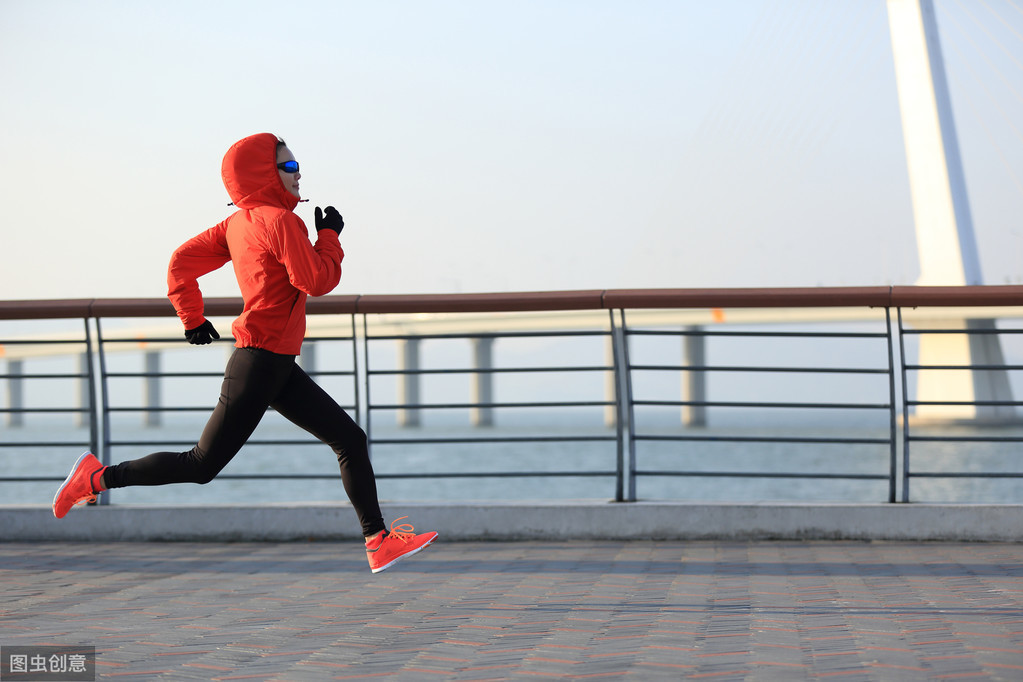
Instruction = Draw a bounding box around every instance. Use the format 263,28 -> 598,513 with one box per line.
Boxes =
228,199 -> 309,207
221,133 -> 300,212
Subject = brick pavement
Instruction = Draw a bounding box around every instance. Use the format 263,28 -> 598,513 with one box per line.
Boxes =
1,540 -> 1022,680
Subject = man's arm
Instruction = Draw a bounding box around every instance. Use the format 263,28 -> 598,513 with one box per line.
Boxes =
167,221 -> 231,330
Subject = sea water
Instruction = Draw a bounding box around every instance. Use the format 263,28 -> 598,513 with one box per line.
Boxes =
5,409 -> 1023,507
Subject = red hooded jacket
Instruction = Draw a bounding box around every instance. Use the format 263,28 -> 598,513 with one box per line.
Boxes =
166,133 -> 343,355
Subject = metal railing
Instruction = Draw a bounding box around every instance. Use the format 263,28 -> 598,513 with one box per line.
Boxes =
2,286 -> 1022,504
897,310 -> 1023,502
620,309 -> 898,503
362,319 -> 626,500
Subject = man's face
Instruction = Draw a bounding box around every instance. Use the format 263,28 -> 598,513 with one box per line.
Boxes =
276,146 -> 301,199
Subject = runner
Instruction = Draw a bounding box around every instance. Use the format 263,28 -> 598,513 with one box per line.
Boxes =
52,132 -> 436,573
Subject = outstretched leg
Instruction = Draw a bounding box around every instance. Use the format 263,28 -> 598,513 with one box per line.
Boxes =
271,363 -> 385,536
102,348 -> 294,488
271,362 -> 437,573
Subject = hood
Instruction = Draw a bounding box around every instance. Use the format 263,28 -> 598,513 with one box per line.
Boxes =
221,133 -> 299,211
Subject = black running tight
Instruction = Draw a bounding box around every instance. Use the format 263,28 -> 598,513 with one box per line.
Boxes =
103,346 -> 385,536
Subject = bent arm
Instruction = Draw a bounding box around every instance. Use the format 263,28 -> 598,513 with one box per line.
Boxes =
273,214 -> 344,297
167,222 -> 231,329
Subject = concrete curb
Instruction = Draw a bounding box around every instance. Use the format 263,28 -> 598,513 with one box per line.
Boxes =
4,502 -> 1022,542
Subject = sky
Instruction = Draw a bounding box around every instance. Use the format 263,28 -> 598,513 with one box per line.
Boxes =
1,0 -> 1021,301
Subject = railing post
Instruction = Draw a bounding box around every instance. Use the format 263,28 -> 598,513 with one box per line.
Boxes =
885,308 -> 898,503
611,309 -> 636,502
471,337 -> 494,427
350,315 -> 361,427
397,338 -> 421,427
6,359 -> 23,427
682,326 -> 707,427
898,308 -> 912,503
95,318 -> 111,506
143,351 -> 161,427
609,310 -> 627,502
83,318 -> 100,463
362,315 -> 373,456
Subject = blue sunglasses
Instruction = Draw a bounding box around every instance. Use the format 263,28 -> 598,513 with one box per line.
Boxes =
277,160 -> 300,173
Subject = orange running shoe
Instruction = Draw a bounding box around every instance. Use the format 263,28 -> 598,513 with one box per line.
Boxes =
52,452 -> 105,519
366,516 -> 438,574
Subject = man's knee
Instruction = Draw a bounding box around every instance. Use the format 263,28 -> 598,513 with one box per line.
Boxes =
192,468 -> 219,485
352,427 -> 368,451
333,427 -> 368,461
184,449 -> 226,484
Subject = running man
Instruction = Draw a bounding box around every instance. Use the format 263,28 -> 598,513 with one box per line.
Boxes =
53,133 -> 436,574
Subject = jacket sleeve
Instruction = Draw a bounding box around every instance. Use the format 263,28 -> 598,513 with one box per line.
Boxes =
271,214 -> 343,297
167,221 -> 231,329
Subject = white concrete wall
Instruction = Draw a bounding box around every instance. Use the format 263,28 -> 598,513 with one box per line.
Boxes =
6,502 -> 1021,542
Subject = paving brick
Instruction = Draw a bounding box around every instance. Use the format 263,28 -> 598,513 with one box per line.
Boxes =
2,540 -> 1023,679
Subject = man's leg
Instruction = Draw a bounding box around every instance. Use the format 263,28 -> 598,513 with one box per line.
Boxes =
103,348 -> 293,488
271,363 -> 386,536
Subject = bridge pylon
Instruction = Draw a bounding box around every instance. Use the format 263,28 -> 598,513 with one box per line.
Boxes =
886,0 -> 1013,421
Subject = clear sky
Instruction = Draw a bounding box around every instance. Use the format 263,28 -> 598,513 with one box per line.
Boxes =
1,0 -> 1020,301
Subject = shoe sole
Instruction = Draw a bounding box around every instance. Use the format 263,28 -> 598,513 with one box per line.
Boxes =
370,533 -> 437,574
52,451 -> 96,519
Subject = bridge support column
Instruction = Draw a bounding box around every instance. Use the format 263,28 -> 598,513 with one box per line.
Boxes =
471,337 -> 494,427
397,338 -> 421,427
6,360 -> 23,427
298,341 -> 317,374
143,351 -> 161,427
683,327 -> 707,427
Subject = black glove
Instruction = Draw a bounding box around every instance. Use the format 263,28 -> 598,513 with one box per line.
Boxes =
185,320 -> 220,345
315,206 -> 344,235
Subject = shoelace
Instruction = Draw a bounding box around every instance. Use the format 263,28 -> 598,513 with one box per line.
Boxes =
387,516 -> 417,542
